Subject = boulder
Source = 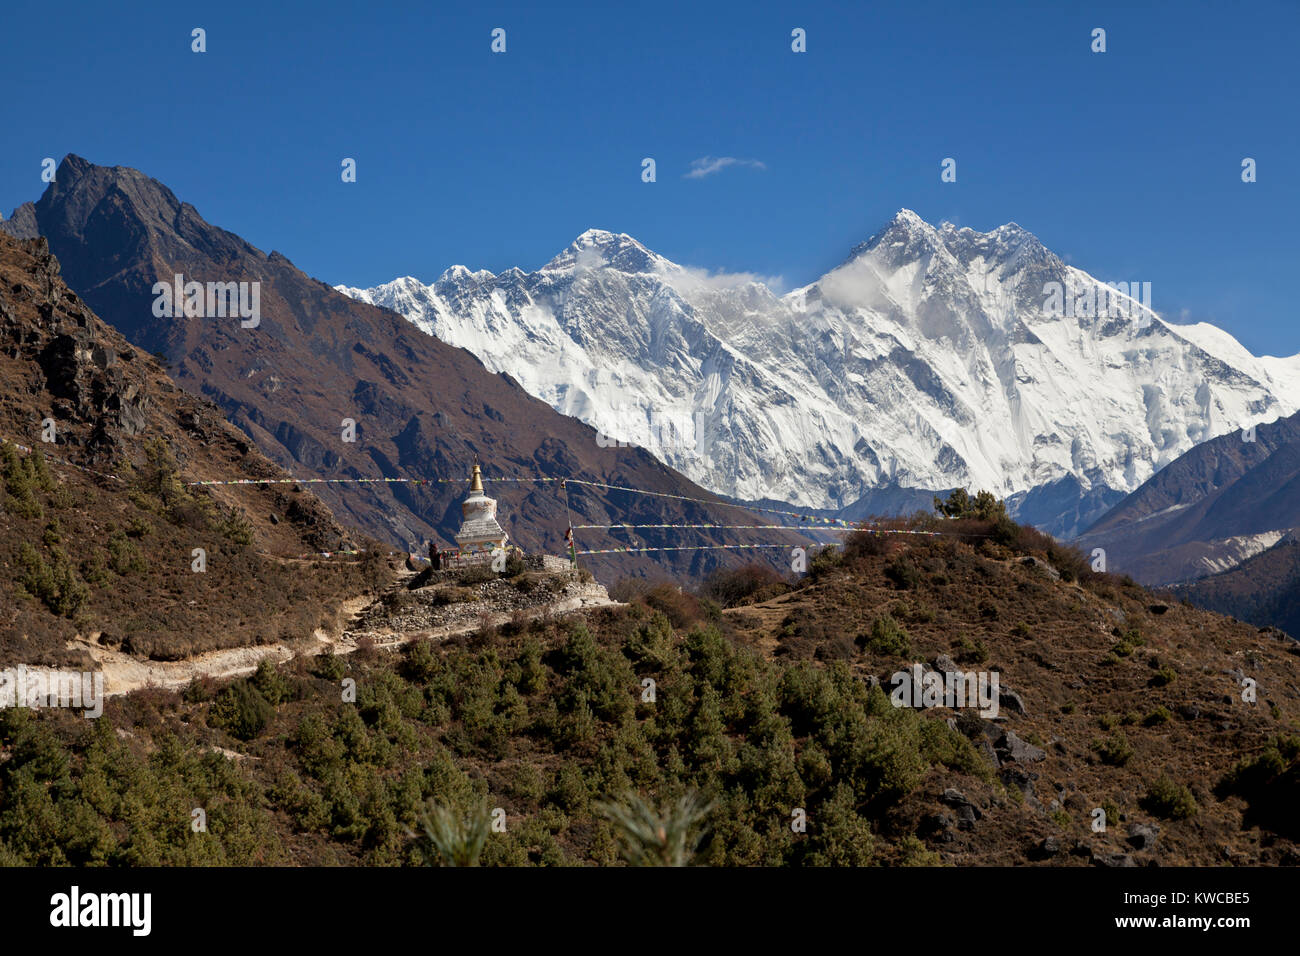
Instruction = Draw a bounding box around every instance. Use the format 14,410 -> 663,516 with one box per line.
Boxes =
934,653 -> 959,674
995,728 -> 1047,764
1020,555 -> 1061,580
1031,836 -> 1061,860
1126,822 -> 1160,850
999,690 -> 1029,716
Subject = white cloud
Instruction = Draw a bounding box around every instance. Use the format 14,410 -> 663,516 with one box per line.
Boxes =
683,156 -> 767,179
656,262 -> 784,296
573,245 -> 606,273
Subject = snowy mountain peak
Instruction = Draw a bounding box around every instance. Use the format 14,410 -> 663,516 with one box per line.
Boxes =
339,211 -> 1300,532
844,208 -> 943,264
437,264 -> 495,285
544,228 -> 664,274
891,207 -> 928,227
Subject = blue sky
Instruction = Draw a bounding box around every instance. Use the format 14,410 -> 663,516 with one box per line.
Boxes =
2,0 -> 1297,354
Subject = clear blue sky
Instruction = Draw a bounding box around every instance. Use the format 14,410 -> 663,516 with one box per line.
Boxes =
3,0 -> 1297,354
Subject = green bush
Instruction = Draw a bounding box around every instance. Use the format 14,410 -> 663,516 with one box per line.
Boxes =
1091,733 -> 1134,767
808,545 -> 843,577
1143,706 -> 1172,727
954,636 -> 988,664
883,556 -> 921,590
107,528 -> 147,575
1149,665 -> 1177,687
1141,776 -> 1197,820
595,791 -> 713,866
313,651 -> 347,681
414,796 -> 492,866
933,488 -> 1006,522
251,659 -> 294,706
859,615 -> 911,656
17,542 -> 87,617
209,680 -> 275,741
1,443 -> 51,519
457,564 -> 496,585
218,509 -> 255,549
1215,735 -> 1300,837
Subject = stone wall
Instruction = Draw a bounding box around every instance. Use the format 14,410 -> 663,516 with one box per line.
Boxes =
523,554 -> 574,573
415,553 -> 574,586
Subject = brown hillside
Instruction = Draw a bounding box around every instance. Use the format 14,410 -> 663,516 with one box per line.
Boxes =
6,518 -> 1296,866
0,231 -> 392,663
3,155 -> 803,585
719,529 -> 1300,864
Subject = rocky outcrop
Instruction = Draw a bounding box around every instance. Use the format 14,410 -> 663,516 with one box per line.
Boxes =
345,570 -> 617,642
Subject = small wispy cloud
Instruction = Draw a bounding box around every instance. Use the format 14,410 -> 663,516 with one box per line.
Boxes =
683,156 -> 767,179
657,263 -> 785,296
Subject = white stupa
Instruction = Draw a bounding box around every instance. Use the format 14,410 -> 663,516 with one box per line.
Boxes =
454,462 -> 509,553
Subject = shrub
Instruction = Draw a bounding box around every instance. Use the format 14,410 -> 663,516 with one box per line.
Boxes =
312,650 -> 347,681
414,796 -> 492,866
107,528 -> 147,575
1149,665 -> 1177,687
457,564 -> 496,586
808,545 -> 843,577
1141,776 -> 1197,819
182,676 -> 217,703
251,658 -> 294,706
1143,706 -> 1172,727
640,583 -> 702,630
883,556 -> 921,590
701,563 -> 788,608
428,586 -> 476,606
1216,735 -> 1300,837
209,680 -> 275,741
17,542 -> 87,617
125,516 -> 153,538
954,636 -> 988,665
382,589 -> 415,611
1091,733 -> 1134,767
80,552 -> 110,587
858,615 -> 911,657
1,443 -> 49,519
595,791 -> 714,866
218,509 -> 255,549
898,835 -> 941,866
933,488 -> 1006,522
843,528 -> 893,559
1100,799 -> 1121,828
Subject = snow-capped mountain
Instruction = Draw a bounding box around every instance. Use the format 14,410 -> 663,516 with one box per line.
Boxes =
338,212 -> 1300,533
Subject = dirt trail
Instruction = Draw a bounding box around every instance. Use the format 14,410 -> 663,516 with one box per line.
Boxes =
69,580 -> 620,699
72,593 -> 376,698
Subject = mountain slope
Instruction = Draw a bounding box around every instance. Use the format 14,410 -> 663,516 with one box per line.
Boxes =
6,512 -> 1300,866
3,156 -> 799,585
0,231 -> 376,663
1077,409 -> 1300,584
341,215 -> 1300,537
1173,533 -> 1300,638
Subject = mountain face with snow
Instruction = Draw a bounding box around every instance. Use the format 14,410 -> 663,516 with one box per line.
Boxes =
339,213 -> 1300,535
